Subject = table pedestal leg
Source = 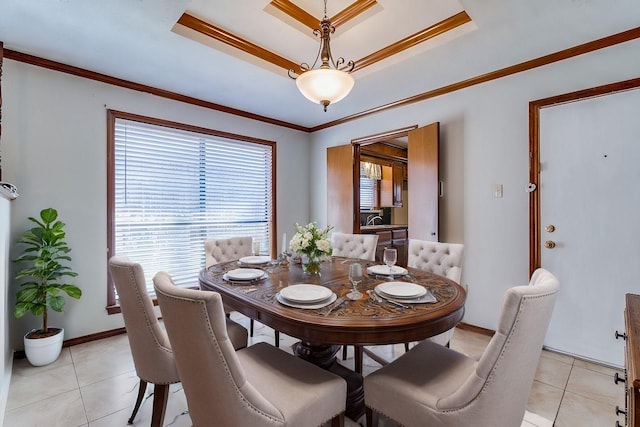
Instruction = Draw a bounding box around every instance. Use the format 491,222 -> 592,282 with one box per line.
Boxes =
293,341 -> 364,422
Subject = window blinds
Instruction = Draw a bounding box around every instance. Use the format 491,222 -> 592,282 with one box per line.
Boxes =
113,118 -> 273,294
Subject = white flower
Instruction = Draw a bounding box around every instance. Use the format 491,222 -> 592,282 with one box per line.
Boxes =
316,238 -> 331,253
289,222 -> 334,259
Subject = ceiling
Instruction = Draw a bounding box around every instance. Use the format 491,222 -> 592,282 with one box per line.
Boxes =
0,0 -> 638,130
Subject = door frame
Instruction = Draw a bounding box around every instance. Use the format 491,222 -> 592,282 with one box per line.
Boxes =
528,77 -> 640,275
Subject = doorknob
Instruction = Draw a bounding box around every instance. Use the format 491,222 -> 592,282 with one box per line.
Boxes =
545,224 -> 556,233
544,240 -> 556,249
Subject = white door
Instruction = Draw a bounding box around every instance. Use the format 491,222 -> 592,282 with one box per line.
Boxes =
539,88 -> 640,367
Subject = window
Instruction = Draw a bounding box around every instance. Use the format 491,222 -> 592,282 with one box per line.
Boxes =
107,111 -> 275,311
360,161 -> 381,210
360,177 -> 377,210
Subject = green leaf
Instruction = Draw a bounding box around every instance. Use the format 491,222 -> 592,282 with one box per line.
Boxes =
48,296 -> 65,312
16,288 -> 41,302
14,302 -> 32,318
32,304 -> 46,316
40,208 -> 58,224
61,285 -> 82,299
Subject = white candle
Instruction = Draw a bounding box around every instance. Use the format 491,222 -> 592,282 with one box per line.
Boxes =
282,233 -> 287,253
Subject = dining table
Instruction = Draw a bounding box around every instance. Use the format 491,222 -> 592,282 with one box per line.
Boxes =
198,256 -> 466,421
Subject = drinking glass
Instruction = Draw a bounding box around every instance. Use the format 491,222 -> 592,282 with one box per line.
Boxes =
252,241 -> 261,256
347,263 -> 364,300
383,247 -> 398,279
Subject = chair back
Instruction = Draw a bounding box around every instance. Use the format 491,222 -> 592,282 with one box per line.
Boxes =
438,268 -> 559,426
331,232 -> 379,261
204,236 -> 252,267
407,239 -> 464,282
108,256 -> 179,384
153,272 -> 282,426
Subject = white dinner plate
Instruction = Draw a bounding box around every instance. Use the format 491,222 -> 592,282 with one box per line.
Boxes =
367,265 -> 408,276
375,282 -> 426,299
276,292 -> 337,309
224,268 -> 265,281
239,255 -> 271,265
279,284 -> 333,303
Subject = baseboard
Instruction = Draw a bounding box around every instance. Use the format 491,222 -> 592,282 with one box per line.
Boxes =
13,327 -> 127,359
456,322 -> 495,337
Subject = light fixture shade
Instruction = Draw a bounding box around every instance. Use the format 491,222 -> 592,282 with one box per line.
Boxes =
296,68 -> 355,106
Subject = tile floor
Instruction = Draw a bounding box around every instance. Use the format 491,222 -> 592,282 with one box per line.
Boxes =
3,315 -> 627,426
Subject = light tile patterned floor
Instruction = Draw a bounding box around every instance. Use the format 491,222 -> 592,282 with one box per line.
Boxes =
3,316 -> 626,426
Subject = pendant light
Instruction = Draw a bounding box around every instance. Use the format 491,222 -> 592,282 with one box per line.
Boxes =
288,0 -> 355,112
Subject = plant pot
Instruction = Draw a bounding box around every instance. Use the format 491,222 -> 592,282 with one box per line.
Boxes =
24,327 -> 64,366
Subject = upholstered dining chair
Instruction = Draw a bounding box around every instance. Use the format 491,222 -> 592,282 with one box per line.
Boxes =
204,236 -> 280,346
406,239 -> 465,348
331,232 -> 379,368
364,268 -> 559,427
108,256 -> 248,426
153,271 -> 347,427
331,232 -> 379,261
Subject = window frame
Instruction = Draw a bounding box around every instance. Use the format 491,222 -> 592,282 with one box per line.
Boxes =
106,110 -> 277,313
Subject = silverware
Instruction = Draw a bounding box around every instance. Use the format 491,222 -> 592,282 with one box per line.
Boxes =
368,290 -> 409,309
322,297 -> 346,316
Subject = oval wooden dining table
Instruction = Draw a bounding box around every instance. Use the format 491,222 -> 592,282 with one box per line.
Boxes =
199,256 -> 466,421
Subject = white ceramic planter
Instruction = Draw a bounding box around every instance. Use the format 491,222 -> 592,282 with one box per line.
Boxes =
24,328 -> 64,366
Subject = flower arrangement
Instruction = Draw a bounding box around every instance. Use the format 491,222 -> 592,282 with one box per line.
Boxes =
289,222 -> 333,274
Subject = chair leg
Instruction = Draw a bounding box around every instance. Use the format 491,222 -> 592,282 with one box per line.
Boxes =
404,342 -> 410,352
366,407 -> 379,427
342,345 -> 348,360
274,330 -> 280,347
150,383 -> 170,427
128,379 -> 147,424
250,319 -> 255,337
331,412 -> 345,427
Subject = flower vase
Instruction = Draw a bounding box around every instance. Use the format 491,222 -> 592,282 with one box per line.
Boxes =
302,255 -> 321,276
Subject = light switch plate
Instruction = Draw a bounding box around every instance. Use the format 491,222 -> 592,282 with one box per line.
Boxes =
494,184 -> 503,198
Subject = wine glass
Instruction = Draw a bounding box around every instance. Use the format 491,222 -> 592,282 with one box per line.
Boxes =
383,247 -> 398,279
347,263 -> 364,300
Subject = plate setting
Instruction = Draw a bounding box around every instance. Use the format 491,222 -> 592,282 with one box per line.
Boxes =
280,284 -> 333,303
276,292 -> 337,309
374,282 -> 437,304
238,255 -> 272,265
277,284 -> 336,309
375,282 -> 426,299
367,265 -> 408,276
224,268 -> 266,282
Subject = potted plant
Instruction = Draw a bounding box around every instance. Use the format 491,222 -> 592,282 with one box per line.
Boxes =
13,208 -> 82,366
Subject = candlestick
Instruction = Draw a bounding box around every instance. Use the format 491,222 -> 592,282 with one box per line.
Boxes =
282,233 -> 287,254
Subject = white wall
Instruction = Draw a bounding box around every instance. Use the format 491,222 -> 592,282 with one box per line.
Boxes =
2,60 -> 311,349
310,39 -> 640,331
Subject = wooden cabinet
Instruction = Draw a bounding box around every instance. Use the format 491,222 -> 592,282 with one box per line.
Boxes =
363,227 -> 408,267
393,164 -> 405,207
380,165 -> 393,208
380,163 -> 405,208
621,293 -> 640,426
374,231 -> 392,265
392,228 -> 408,267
